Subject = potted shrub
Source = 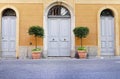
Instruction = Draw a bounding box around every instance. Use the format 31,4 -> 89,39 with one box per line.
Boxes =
73,26 -> 89,59
28,26 -> 44,59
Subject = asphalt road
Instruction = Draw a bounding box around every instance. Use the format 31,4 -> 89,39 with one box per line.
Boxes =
0,59 -> 120,79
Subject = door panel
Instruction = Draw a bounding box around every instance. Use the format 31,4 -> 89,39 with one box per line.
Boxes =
59,19 -> 70,56
48,42 -> 59,56
9,17 -> 16,53
48,18 -> 71,56
59,19 -> 70,36
2,16 -> 16,57
48,19 -> 59,56
101,16 -> 114,55
48,19 -> 59,36
2,17 -> 9,56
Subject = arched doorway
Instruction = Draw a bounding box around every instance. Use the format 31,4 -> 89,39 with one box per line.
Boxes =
47,5 -> 71,56
100,9 -> 115,55
1,8 -> 16,57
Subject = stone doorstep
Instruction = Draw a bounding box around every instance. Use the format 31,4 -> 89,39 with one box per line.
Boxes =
88,56 -> 120,59
47,57 -> 74,59
1,56 -> 120,60
100,56 -> 120,59
1,57 -> 17,60
45,56 -> 120,59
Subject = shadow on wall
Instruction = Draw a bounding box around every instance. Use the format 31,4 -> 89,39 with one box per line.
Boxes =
75,46 -> 98,59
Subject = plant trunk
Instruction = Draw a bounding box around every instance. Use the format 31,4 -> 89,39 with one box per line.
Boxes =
80,38 -> 82,47
35,36 -> 37,48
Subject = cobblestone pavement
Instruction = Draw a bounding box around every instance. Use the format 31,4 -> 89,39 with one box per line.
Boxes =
0,59 -> 120,79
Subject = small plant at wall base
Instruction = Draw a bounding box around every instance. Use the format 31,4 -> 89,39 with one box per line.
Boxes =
73,26 -> 89,58
28,26 -> 44,59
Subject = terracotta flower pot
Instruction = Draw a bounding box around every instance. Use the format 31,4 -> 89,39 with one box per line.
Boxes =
78,50 -> 87,59
32,51 -> 41,59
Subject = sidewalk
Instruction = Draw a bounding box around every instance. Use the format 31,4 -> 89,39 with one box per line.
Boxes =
88,56 -> 120,59
0,58 -> 120,79
1,56 -> 120,60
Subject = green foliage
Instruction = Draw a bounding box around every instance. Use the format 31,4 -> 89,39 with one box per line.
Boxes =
73,27 -> 89,39
73,26 -> 89,47
28,26 -> 44,37
32,48 -> 41,52
77,46 -> 86,51
28,26 -> 44,49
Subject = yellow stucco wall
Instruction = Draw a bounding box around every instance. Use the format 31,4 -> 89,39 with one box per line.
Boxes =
75,4 -> 98,46
0,0 -> 43,3
75,4 -> 120,46
0,1 -> 120,47
0,0 -> 75,47
17,3 -> 43,46
0,3 -> 43,46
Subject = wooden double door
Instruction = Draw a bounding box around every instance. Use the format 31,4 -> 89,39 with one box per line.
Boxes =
48,18 -> 71,56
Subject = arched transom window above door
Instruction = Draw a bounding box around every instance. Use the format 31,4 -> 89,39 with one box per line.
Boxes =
2,8 -> 16,16
48,5 -> 70,17
100,9 -> 114,17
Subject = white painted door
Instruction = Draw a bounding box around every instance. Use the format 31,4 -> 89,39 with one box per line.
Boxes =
48,18 -> 71,56
100,16 -> 114,55
2,16 -> 16,57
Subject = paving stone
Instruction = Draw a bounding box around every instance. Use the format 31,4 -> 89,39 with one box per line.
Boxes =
0,59 -> 120,79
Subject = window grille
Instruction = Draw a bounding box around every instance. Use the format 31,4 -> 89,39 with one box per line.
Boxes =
48,5 -> 70,17
2,8 -> 16,16
101,9 -> 114,17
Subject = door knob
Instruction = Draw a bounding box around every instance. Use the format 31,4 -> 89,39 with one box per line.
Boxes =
64,39 -> 66,41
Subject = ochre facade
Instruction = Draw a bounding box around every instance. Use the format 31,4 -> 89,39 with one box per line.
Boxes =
0,0 -> 120,58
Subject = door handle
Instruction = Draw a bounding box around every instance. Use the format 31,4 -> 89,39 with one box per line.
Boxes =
64,39 -> 66,41
52,39 -> 55,41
